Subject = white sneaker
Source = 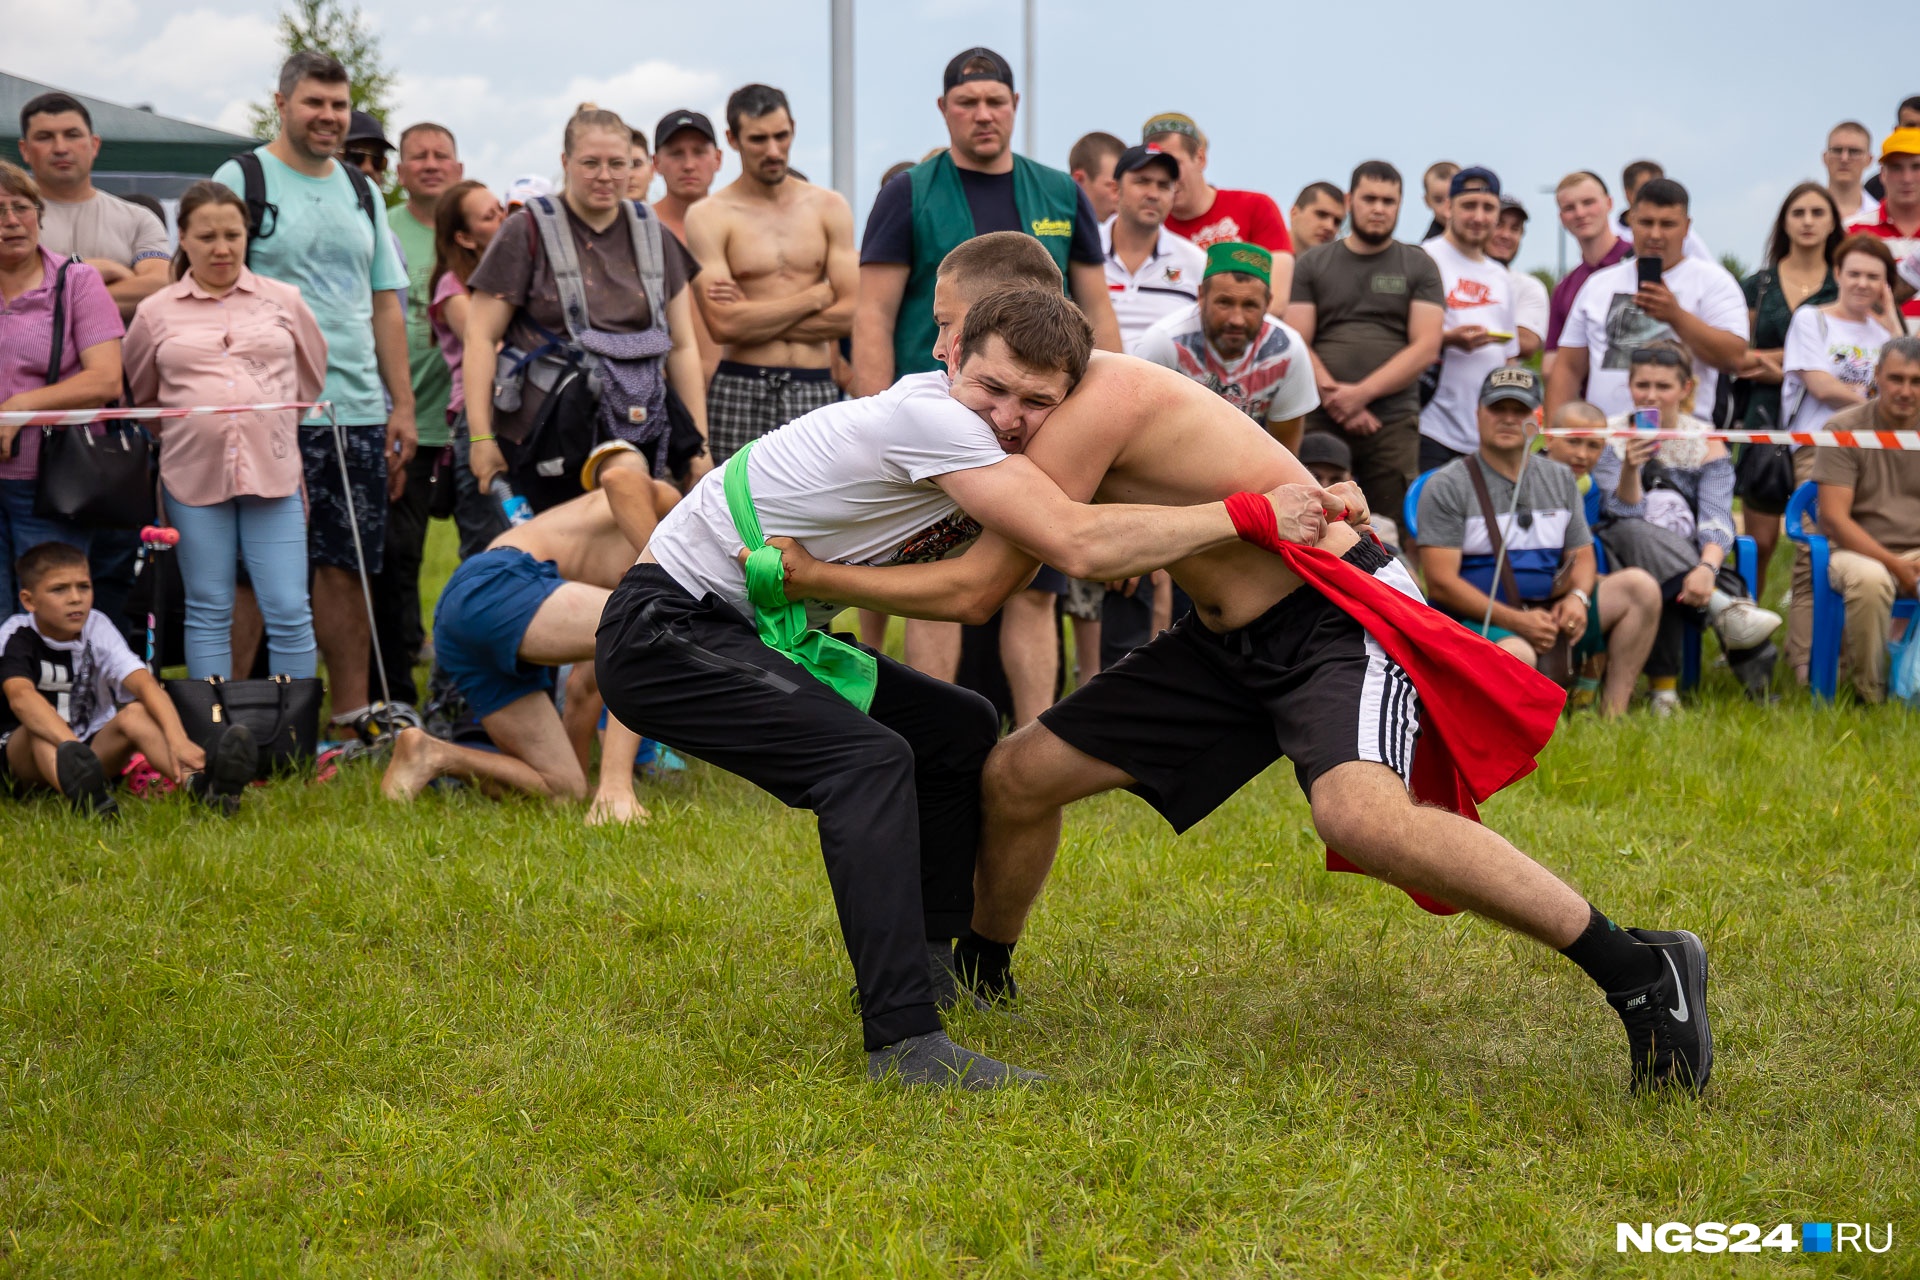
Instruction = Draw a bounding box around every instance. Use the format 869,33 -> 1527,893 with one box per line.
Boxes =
1649,689 -> 1682,717
1714,600 -> 1782,650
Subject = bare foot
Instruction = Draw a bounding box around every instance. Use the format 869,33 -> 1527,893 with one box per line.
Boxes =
586,790 -> 650,826
380,727 -> 443,802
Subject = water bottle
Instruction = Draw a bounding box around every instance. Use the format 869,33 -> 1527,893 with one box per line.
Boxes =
490,477 -> 533,526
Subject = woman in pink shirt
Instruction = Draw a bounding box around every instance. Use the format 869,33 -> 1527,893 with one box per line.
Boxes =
124,182 -> 327,678
0,160 -> 124,610
428,178 -> 508,557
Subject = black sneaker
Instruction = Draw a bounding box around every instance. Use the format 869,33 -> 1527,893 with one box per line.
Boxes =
54,739 -> 118,819
188,723 -> 258,817
1606,929 -> 1712,1095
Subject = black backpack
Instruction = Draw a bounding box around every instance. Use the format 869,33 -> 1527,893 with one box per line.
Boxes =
230,149 -> 379,265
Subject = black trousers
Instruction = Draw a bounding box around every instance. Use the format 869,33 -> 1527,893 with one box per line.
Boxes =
596,565 -> 997,1050
1650,563 -> 1751,678
369,445 -> 446,706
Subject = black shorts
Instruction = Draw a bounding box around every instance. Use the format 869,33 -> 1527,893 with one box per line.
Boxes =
299,423 -> 388,574
1038,539 -> 1422,831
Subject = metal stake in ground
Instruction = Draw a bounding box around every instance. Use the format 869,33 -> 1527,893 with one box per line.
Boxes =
1481,419 -> 1540,638
327,404 -> 394,708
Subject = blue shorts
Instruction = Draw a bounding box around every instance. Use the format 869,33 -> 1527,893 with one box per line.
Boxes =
432,547 -> 565,718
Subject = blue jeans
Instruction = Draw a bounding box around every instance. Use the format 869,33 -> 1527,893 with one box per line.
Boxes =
165,487 -> 317,679
0,477 -> 93,613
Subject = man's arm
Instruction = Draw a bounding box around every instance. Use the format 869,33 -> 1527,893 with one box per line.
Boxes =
371,289 -> 417,495
1351,299 -> 1443,401
1637,282 -> 1748,371
1068,262 -> 1124,352
686,204 -> 832,345
1544,345 -> 1589,424
1418,544 -> 1558,644
778,194 -> 859,343
776,529 -> 1041,626
851,263 -> 909,395
1819,482 -> 1920,594
105,258 -> 170,320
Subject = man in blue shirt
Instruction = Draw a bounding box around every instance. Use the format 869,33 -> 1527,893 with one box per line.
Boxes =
214,52 -> 414,727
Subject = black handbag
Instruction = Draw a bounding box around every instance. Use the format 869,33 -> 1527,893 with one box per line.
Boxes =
165,674 -> 323,779
31,256 -> 157,528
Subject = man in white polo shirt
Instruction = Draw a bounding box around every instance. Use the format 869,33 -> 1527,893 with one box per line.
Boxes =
1547,177 -> 1748,422
1101,144 -> 1206,352
1419,166 -> 1521,472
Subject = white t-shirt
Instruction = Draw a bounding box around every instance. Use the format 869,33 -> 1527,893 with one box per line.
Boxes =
1782,308 -> 1896,434
1133,304 -> 1319,426
1101,217 -> 1207,354
38,192 -> 171,268
1418,236 -> 1519,454
1560,254 -> 1750,418
648,372 -> 1010,625
0,610 -> 144,742
1510,267 -> 1549,344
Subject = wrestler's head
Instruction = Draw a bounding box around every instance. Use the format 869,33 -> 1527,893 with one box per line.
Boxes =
947,286 -> 1093,454
931,230 -> 1063,366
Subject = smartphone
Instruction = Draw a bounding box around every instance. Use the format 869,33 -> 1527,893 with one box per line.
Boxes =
1636,256 -> 1664,287
1484,330 -> 1515,342
1631,407 -> 1661,433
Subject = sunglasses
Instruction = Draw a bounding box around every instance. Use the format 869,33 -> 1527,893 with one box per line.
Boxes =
1629,346 -> 1687,368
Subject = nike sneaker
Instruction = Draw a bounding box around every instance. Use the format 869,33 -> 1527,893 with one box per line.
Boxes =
1606,929 -> 1711,1095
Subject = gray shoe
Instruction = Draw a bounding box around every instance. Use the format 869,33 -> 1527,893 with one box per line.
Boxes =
866,1030 -> 1046,1090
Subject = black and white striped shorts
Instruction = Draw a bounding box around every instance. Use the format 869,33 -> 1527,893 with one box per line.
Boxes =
1037,538 -> 1422,833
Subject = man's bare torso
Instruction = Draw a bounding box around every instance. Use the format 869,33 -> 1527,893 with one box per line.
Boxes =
702,179 -> 837,369
1025,353 -> 1360,631
492,491 -> 642,590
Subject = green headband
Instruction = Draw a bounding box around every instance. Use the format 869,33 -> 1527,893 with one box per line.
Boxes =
1204,241 -> 1272,286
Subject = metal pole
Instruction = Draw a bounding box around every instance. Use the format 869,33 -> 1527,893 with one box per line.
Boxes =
1481,421 -> 1541,638
1023,0 -> 1036,158
1540,184 -> 1566,278
831,0 -> 855,201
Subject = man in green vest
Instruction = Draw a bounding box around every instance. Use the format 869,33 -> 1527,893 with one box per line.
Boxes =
851,46 -> 1122,713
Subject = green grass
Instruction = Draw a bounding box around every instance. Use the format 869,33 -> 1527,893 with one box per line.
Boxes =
3,527 -> 1916,1276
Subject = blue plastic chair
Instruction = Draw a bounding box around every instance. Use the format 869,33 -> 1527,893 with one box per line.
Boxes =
1402,468 -> 1434,541
1783,480 -> 1918,700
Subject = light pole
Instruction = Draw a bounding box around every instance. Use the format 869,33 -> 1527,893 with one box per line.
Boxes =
831,0 -> 854,201
1023,0 -> 1036,158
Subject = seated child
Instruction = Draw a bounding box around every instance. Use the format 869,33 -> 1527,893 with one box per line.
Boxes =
2,542 -> 255,817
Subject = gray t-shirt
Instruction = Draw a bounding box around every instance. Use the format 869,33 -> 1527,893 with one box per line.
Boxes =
39,192 -> 170,267
1289,238 -> 1443,426
1418,453 -> 1590,606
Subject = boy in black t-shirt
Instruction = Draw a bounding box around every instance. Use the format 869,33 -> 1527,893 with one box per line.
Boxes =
1,543 -> 255,817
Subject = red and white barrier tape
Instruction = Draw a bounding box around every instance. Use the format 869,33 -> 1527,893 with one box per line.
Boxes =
1540,426 -> 1920,450
0,401 -> 327,428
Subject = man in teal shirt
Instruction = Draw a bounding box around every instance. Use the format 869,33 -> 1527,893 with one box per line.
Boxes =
213,50 -> 415,726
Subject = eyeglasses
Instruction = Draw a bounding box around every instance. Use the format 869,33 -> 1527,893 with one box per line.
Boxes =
573,158 -> 633,175
0,200 -> 40,222
1825,146 -> 1869,159
1629,346 -> 1688,368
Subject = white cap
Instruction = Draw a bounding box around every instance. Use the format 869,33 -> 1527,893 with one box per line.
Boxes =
505,174 -> 555,208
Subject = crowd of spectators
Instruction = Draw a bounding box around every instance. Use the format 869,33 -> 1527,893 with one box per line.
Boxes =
5,53 -> 1919,820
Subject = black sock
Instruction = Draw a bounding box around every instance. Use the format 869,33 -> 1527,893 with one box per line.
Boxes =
1560,905 -> 1660,993
954,932 -> 1015,997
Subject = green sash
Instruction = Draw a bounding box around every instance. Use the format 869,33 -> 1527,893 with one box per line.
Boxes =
723,439 -> 878,712
893,151 -> 1080,376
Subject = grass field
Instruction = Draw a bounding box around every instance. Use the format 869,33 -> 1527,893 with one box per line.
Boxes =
3,530 -> 1917,1276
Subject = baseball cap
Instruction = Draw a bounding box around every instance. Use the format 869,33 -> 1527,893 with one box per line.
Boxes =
1499,194 -> 1529,221
1112,144 -> 1180,182
942,47 -> 1014,93
1448,165 -> 1500,198
1480,366 -> 1543,411
1142,112 -> 1201,145
504,174 -> 554,208
1881,127 -> 1920,160
345,110 -> 392,152
1297,433 -> 1352,473
654,109 -> 717,151
1204,241 -> 1272,285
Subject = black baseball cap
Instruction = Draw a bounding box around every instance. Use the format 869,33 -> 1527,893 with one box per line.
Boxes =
1112,143 -> 1180,182
943,47 -> 1014,93
1480,366 -> 1543,411
345,110 -> 392,152
654,109 -> 717,150
1448,165 -> 1501,198
1297,433 -> 1353,473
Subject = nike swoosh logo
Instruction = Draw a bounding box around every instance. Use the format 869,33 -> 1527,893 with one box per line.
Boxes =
1663,950 -> 1689,1023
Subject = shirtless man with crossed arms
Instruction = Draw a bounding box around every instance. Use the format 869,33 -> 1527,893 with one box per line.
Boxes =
685,83 -> 857,464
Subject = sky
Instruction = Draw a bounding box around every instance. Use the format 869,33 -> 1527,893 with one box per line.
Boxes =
4,0 -> 1914,277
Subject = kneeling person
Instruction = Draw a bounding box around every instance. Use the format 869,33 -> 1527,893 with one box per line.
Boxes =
383,447 -> 675,823
3,542 -> 254,817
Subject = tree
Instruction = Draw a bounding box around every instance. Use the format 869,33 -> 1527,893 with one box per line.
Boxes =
247,0 -> 395,139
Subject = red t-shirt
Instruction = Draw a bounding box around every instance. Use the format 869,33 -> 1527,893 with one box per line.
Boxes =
1164,188 -> 1293,255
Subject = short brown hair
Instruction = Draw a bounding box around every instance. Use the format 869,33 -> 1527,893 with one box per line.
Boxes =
956,287 -> 1092,385
0,160 -> 43,215
935,231 -> 1062,299
1832,232 -> 1897,282
1068,130 -> 1124,178
399,122 -> 456,155
15,540 -> 90,592
278,50 -> 348,101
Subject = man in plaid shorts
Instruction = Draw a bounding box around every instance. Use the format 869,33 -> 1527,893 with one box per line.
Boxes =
684,84 -> 857,463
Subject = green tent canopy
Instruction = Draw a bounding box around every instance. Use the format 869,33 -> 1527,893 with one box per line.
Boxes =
3,69 -> 259,196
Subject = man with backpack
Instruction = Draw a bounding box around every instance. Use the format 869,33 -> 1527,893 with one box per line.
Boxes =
213,51 -> 415,733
